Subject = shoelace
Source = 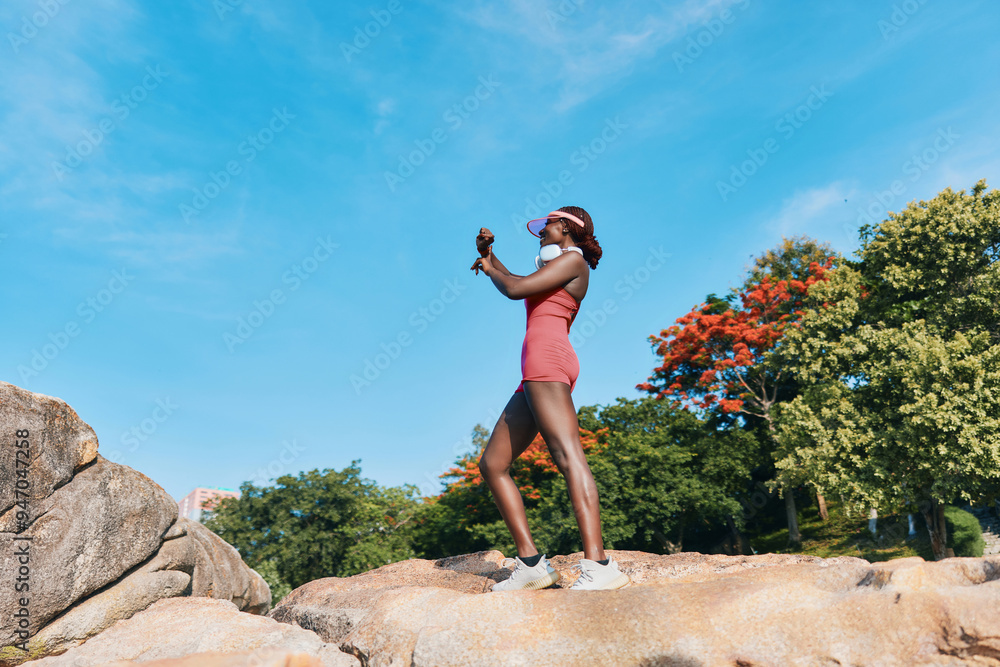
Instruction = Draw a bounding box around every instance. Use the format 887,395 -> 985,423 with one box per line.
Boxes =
501,557 -> 522,570
570,562 -> 594,583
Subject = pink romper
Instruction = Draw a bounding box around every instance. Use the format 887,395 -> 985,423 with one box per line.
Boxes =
514,287 -> 580,393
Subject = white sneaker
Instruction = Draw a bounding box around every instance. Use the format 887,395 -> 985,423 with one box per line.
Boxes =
491,554 -> 560,592
568,555 -> 631,590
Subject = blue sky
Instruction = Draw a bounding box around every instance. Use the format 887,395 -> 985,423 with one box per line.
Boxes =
2,0 -> 997,502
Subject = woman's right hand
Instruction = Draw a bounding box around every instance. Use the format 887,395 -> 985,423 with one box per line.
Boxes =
476,227 -> 494,257
470,256 -> 492,276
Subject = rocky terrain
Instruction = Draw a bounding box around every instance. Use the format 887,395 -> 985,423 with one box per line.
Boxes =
4,380 -> 1000,666
0,382 -> 268,664
267,549 -> 1000,666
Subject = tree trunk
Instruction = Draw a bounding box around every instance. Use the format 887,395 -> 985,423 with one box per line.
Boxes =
652,528 -> 681,555
920,498 -> 949,560
726,514 -> 748,555
763,416 -> 800,549
817,493 -> 829,521
785,490 -> 801,548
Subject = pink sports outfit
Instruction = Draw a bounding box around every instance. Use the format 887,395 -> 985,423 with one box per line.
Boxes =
514,286 -> 580,394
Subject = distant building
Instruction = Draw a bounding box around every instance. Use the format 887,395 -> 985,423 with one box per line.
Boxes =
177,487 -> 240,522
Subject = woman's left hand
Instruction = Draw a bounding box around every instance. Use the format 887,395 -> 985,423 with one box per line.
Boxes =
471,256 -> 492,276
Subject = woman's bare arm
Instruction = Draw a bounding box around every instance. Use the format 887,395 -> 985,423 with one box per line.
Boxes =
487,251 -> 584,300
488,248 -> 525,279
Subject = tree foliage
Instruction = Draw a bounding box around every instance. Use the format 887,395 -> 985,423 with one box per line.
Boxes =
636,237 -> 841,546
742,236 -> 840,289
856,180 -> 1000,337
637,254 -> 832,417
588,399 -> 761,552
773,180 -> 1000,558
204,462 -> 420,593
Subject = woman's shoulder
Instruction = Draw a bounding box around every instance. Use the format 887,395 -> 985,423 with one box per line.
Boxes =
555,246 -> 587,267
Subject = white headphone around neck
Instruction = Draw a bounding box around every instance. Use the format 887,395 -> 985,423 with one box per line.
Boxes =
535,245 -> 584,270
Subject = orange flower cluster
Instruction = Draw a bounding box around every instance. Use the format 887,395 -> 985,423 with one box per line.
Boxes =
637,260 -> 832,414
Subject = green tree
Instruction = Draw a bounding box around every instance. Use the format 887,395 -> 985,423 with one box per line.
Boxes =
773,180 -> 1000,559
590,398 -> 761,553
638,237 -> 840,547
205,461 -> 419,595
741,235 -> 840,289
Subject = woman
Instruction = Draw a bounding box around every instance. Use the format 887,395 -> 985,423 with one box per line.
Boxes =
470,205 -> 630,591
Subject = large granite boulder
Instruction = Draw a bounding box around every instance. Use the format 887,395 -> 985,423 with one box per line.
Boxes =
26,517 -> 272,659
0,454 -> 178,642
0,380 -> 99,509
0,382 -> 270,665
23,598 -> 357,667
269,549 -> 1000,666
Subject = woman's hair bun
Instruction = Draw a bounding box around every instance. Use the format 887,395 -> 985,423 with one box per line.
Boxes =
559,205 -> 602,270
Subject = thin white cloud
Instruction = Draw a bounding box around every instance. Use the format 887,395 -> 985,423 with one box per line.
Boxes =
99,228 -> 244,269
765,181 -> 859,247
0,0 -> 249,273
453,0 -> 740,111
935,130 -> 1000,196
373,98 -> 396,135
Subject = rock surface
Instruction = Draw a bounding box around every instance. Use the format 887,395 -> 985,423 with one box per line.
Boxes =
0,381 -> 99,515
269,549 -> 1000,666
23,598 -> 357,667
27,517 -> 272,660
103,651 -> 324,667
0,382 -> 270,665
1,455 -> 179,641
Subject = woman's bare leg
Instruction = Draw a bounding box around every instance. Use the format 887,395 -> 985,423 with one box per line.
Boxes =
478,391 -> 542,558
522,380 -> 606,561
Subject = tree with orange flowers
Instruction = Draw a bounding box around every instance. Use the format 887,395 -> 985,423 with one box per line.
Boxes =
637,237 -> 838,547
